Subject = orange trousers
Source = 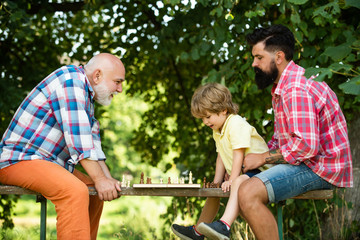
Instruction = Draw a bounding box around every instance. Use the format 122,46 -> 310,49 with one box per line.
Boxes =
0,160 -> 103,240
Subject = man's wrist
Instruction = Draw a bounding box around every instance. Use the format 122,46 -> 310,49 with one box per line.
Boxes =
265,149 -> 287,164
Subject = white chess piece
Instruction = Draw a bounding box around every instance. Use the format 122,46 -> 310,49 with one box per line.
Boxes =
180,177 -> 185,184
189,171 -> 193,184
121,175 -> 126,187
160,178 -> 163,184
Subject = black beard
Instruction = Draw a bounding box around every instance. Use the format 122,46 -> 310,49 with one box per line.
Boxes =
254,62 -> 279,90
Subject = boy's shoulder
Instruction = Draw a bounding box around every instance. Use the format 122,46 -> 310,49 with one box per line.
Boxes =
228,114 -> 249,125
226,114 -> 252,130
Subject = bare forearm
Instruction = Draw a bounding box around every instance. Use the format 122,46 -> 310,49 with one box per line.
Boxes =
214,154 -> 226,183
230,149 -> 244,180
98,160 -> 112,178
265,149 -> 288,164
80,159 -> 107,182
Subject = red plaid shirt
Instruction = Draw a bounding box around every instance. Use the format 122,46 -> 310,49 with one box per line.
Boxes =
268,61 -> 353,187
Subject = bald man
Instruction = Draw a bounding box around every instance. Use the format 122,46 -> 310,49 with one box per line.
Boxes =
0,53 -> 125,239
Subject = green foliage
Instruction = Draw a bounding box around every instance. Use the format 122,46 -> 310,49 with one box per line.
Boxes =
0,0 -> 359,238
1,194 -> 172,239
0,194 -> 18,229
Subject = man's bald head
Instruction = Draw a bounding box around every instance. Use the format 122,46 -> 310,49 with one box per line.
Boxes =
84,53 -> 126,105
85,53 -> 125,81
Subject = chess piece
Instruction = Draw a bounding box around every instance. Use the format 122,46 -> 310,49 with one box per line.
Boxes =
180,177 -> 185,184
189,171 -> 193,184
140,172 -> 144,184
168,177 -> 171,184
146,177 -> 151,184
160,178 -> 163,184
121,175 -> 126,187
127,180 -> 130,188
203,177 -> 206,188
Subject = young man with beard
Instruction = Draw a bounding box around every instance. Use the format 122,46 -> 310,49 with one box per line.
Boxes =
0,53 -> 125,240
234,25 -> 353,240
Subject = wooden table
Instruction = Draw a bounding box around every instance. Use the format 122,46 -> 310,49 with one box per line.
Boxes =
0,185 -> 333,240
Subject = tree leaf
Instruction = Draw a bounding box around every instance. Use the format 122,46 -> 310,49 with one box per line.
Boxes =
322,44 -> 352,61
339,76 -> 360,95
345,0 -> 360,9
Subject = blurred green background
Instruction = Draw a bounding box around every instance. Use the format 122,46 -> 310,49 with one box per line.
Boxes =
1,0 -> 359,239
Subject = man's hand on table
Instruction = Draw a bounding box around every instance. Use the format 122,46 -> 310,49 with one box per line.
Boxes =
94,176 -> 121,201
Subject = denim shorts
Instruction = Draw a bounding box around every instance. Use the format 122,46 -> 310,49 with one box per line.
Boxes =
255,163 -> 334,203
244,169 -> 261,178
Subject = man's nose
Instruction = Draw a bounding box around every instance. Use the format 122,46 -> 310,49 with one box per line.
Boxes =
252,59 -> 257,68
117,83 -> 123,93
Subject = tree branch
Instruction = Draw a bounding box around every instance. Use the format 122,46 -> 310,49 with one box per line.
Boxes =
170,58 -> 202,136
134,1 -> 162,31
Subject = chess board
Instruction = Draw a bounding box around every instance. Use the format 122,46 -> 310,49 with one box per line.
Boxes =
133,183 -> 201,188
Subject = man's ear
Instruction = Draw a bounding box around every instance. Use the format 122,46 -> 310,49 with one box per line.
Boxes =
275,51 -> 286,65
92,69 -> 101,84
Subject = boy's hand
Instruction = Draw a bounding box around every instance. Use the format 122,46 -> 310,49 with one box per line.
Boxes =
221,180 -> 232,192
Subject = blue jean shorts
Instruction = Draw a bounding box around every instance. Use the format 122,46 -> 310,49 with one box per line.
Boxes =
244,169 -> 261,178
255,163 -> 334,203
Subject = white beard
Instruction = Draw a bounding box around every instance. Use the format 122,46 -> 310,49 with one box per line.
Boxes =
93,81 -> 117,106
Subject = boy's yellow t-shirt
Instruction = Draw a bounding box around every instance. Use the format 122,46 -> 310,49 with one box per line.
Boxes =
213,114 -> 269,175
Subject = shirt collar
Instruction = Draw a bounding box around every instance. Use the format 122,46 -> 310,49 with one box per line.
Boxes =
79,65 -> 96,101
272,60 -> 295,97
214,114 -> 234,136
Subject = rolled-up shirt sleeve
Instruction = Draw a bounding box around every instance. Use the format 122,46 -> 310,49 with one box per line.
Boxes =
51,75 -> 98,164
89,119 -> 106,161
267,130 -> 279,151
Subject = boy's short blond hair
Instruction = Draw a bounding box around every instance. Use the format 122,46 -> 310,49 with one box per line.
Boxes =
191,82 -> 239,118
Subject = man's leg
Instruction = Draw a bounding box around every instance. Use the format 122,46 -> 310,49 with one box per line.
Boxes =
238,164 -> 334,240
238,177 -> 279,240
0,160 -> 92,240
73,169 -> 104,240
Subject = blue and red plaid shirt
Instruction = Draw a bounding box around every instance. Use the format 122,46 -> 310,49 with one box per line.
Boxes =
0,65 -> 106,172
268,61 -> 353,188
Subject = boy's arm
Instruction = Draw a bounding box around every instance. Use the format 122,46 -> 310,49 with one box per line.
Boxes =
221,148 -> 244,192
229,148 -> 245,181
213,153 -> 226,184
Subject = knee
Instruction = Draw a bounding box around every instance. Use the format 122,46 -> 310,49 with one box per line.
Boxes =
232,175 -> 248,188
237,181 -> 254,210
61,181 -> 89,203
237,179 -> 265,212
72,181 -> 89,198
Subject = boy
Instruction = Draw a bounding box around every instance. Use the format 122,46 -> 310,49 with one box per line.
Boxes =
171,82 -> 269,240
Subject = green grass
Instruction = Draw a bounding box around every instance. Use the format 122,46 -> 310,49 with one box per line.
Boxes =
1,194 -> 176,240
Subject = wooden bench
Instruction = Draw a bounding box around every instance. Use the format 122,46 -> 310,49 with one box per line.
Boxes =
0,185 -> 333,240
